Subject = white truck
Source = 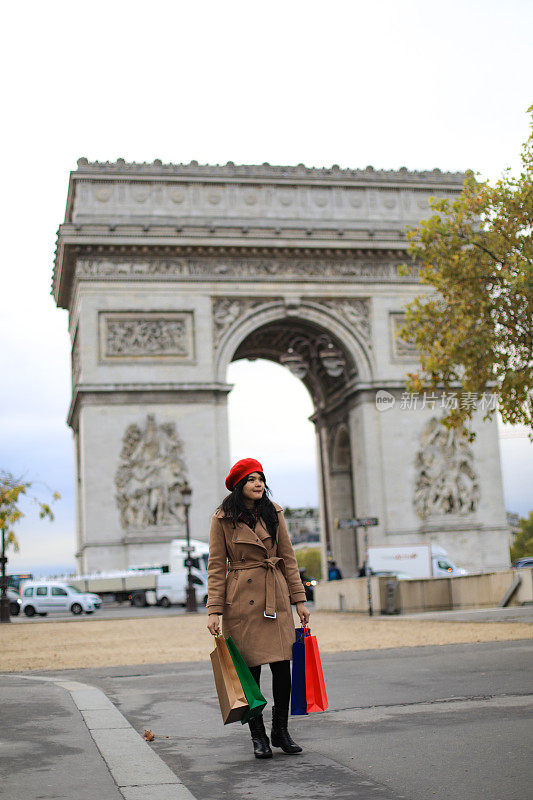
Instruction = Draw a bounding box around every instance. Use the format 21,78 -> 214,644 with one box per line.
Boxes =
367,544 -> 467,579
128,538 -> 210,575
56,538 -> 211,607
64,567 -> 208,607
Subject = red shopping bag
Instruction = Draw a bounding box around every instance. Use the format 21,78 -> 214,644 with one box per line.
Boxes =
304,624 -> 328,712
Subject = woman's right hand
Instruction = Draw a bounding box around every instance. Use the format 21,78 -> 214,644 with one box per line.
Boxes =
207,613 -> 221,636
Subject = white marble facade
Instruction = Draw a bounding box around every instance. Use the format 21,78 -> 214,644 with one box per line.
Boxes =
53,160 -> 510,574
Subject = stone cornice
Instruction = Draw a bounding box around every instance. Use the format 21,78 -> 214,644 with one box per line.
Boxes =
57,222 -> 410,242
75,157 -> 468,186
53,158 -> 465,310
67,382 -> 233,430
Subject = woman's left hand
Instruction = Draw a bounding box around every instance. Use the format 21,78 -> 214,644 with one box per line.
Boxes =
296,602 -> 310,625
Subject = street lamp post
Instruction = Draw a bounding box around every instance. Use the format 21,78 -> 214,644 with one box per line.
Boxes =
280,334 -> 346,559
1,529 -> 10,623
181,482 -> 197,613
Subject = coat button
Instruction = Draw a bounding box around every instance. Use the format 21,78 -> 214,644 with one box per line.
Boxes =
249,600 -> 254,605
247,578 -> 252,583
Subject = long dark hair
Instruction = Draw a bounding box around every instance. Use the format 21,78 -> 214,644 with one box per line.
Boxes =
219,472 -> 279,541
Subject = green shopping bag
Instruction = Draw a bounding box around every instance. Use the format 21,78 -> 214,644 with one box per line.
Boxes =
225,636 -> 267,724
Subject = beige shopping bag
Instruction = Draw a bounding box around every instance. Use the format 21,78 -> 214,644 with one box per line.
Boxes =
210,634 -> 249,724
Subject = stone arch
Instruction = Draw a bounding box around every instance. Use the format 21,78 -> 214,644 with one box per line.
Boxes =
216,301 -> 369,576
214,298 -> 374,386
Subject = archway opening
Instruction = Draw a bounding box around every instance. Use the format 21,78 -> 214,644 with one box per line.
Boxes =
227,358 -> 318,508
225,316 -> 359,578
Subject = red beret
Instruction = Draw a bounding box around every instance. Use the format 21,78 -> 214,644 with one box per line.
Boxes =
225,458 -> 264,491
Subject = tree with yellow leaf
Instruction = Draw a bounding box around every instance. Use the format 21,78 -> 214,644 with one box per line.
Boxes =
0,472 -> 60,622
400,107 -> 533,438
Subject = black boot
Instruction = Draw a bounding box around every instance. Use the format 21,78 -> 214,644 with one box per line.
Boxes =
270,706 -> 303,754
248,714 -> 273,759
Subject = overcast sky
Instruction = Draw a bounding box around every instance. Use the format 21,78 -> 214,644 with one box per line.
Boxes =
2,0 -> 531,574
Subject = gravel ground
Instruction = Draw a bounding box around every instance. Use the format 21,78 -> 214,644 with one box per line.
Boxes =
1,611 -> 531,672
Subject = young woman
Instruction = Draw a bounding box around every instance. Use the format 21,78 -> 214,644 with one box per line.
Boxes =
207,457 -> 310,759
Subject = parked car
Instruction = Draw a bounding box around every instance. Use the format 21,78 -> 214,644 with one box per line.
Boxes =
512,557 -> 533,569
6,588 -> 21,616
299,568 -> 316,602
20,581 -> 101,617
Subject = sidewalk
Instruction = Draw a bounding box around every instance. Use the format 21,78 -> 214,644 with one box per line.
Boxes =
3,639 -> 531,800
0,674 -> 196,800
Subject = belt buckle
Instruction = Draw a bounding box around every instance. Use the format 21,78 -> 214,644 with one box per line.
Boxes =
264,610 -> 277,619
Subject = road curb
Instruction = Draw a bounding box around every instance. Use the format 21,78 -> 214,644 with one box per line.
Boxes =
8,675 -> 197,800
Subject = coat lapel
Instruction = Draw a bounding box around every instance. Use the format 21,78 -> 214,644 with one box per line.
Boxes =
231,519 -> 267,552
255,519 -> 271,543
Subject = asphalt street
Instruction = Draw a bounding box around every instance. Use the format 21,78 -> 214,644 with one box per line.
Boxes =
22,639 -> 533,800
10,602 -> 191,623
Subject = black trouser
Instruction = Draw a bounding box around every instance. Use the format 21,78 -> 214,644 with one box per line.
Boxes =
249,660 -> 291,712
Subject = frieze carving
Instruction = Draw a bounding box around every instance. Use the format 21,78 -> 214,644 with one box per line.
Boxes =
115,415 -> 189,529
72,179 -> 447,227
76,256 -> 418,282
100,312 -> 194,360
390,312 -> 418,359
212,298 -> 274,347
414,418 -> 480,519
212,295 -> 372,353
312,298 -> 372,348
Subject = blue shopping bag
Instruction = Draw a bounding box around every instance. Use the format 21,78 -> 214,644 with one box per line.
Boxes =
291,627 -> 309,715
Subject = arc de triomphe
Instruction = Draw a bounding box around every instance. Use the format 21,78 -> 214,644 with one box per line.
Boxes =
53,159 -> 510,575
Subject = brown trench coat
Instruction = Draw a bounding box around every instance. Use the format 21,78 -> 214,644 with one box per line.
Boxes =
207,502 -> 307,667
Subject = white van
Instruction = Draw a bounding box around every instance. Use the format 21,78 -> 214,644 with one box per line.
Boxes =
20,581 -> 102,617
155,570 -> 208,608
367,544 -> 468,579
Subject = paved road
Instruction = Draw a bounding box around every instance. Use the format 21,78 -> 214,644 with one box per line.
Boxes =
10,602 -> 191,623
35,639 -> 533,800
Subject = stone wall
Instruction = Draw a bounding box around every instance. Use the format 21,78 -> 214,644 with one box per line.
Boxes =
315,570 -> 533,614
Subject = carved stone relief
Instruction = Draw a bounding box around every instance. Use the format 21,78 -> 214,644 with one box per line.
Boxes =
212,298 -> 275,347
72,166 -> 459,227
414,417 -> 480,519
313,298 -> 372,349
76,256 -> 419,282
99,312 -> 194,360
115,415 -> 189,529
390,312 -> 418,359
212,295 -> 371,359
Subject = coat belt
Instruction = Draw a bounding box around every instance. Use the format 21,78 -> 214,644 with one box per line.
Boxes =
228,557 -> 285,619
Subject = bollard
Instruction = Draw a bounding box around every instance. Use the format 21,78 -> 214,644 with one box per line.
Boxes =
384,579 -> 400,615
